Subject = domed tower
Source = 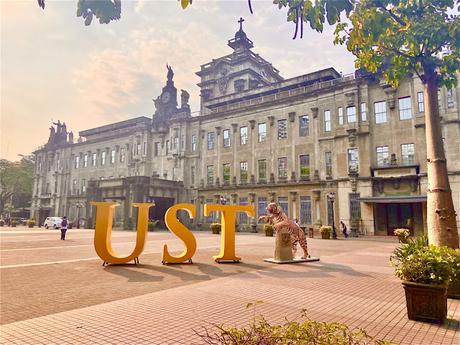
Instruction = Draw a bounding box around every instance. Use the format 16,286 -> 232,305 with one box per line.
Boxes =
196,18 -> 283,115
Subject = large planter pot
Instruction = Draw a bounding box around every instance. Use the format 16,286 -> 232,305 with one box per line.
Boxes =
321,232 -> 330,239
402,281 -> 447,324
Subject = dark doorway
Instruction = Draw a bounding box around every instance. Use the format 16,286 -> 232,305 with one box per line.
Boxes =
386,203 -> 414,236
38,209 -> 51,226
147,197 -> 175,228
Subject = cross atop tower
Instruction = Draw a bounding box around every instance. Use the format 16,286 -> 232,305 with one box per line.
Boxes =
238,17 -> 244,31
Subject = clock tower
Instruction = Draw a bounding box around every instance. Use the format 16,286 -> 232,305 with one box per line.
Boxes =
153,65 -> 179,122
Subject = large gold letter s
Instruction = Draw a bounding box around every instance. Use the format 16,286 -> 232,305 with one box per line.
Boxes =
162,203 -> 197,264
91,202 -> 153,265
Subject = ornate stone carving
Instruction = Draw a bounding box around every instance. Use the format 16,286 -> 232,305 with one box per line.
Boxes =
288,112 -> 296,122
311,107 -> 319,119
268,116 -> 275,126
249,120 -> 256,130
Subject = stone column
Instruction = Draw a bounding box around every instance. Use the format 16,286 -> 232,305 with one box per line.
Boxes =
249,192 -> 257,232
313,190 -> 322,232
290,191 -> 298,221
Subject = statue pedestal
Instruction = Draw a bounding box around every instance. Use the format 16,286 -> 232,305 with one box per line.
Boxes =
264,231 -> 319,264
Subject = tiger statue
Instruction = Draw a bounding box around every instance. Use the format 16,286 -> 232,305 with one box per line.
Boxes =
258,202 -> 310,258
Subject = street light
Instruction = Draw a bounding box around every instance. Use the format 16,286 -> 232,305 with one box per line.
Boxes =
327,192 -> 337,239
76,203 -> 83,229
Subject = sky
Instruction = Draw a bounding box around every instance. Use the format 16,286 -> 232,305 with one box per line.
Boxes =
0,0 -> 354,161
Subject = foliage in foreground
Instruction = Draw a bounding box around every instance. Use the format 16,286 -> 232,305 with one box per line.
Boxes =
196,313 -> 392,345
391,236 -> 460,286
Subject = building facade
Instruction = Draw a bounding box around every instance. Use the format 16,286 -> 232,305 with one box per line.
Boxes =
31,24 -> 460,235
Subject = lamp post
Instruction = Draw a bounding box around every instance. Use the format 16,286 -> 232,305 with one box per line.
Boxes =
76,203 -> 83,229
327,192 -> 337,239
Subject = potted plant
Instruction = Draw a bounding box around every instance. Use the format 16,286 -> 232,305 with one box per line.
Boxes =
11,220 -> 17,227
320,226 -> 332,239
0,220 -> 4,226
27,219 -> 35,228
263,224 -> 274,237
391,237 -> 458,324
148,219 -> 158,232
394,228 -> 410,243
210,223 -> 221,234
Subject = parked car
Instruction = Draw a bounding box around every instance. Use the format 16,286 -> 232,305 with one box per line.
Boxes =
43,217 -> 63,229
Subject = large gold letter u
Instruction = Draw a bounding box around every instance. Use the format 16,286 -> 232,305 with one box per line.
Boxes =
91,202 -> 153,265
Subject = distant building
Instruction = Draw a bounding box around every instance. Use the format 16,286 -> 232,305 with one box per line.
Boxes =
31,22 -> 460,236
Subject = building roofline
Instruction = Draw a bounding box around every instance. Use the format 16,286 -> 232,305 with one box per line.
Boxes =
79,116 -> 151,138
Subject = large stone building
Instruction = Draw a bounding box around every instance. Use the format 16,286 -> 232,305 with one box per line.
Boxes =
31,22 -> 460,236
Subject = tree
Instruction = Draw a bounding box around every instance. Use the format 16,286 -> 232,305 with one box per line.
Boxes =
36,0 -> 459,248
0,159 -> 34,216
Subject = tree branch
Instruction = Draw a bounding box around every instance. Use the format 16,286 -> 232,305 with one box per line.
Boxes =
379,5 -> 407,26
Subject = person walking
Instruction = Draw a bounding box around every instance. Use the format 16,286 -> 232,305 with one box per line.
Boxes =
60,216 -> 68,240
340,221 -> 348,238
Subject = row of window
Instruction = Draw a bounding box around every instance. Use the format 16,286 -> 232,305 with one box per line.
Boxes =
205,193 -> 362,226
203,154 -> 329,185
73,143 -> 147,169
376,143 -> 415,166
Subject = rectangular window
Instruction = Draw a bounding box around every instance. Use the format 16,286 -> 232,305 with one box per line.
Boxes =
278,197 -> 289,217
75,156 -> 80,169
327,197 -> 334,226
207,132 -> 215,150
92,153 -> 97,166
166,140 -> 169,155
207,165 -> 214,185
191,135 -> 197,151
401,143 -> 415,165
300,196 -> 312,224
181,135 -> 185,150
240,126 -> 248,145
101,151 -> 106,165
277,119 -> 287,139
347,106 -> 356,123
361,102 -> 367,122
374,101 -> 387,124
223,129 -> 231,148
258,159 -> 267,180
222,163 -> 231,184
349,193 -> 361,220
347,148 -> 359,173
110,149 -> 116,164
278,157 -> 288,179
324,110 -> 331,132
120,147 -> 126,163
399,97 -> 412,120
325,151 -> 332,177
72,179 -> 77,195
338,107 -> 344,125
257,197 -> 268,218
376,146 -> 389,166
83,154 -> 88,168
447,89 -> 454,108
154,142 -> 160,156
81,179 -> 86,193
299,115 -> 309,136
258,123 -> 267,142
417,92 -> 424,112
238,197 -> 249,224
172,137 -> 178,150
299,154 -> 310,179
136,143 -> 141,155
56,156 -> 61,171
191,166 -> 195,185
240,161 -> 248,183
143,142 -> 147,155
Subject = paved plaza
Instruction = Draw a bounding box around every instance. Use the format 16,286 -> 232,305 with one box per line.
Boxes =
0,228 -> 459,344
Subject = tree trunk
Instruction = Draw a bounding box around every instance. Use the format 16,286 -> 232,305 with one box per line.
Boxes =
423,71 -> 459,248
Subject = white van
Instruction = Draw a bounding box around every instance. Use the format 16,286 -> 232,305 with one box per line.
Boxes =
43,217 -> 63,229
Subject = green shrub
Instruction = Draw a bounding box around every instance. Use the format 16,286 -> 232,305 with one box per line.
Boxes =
390,236 -> 460,286
197,314 -> 392,344
210,223 -> 221,234
148,219 -> 159,231
27,219 -> 35,228
11,220 -> 17,227
263,224 -> 274,237
393,228 -> 410,243
320,226 -> 332,239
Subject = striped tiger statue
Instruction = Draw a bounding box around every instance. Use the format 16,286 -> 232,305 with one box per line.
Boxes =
258,202 -> 310,259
